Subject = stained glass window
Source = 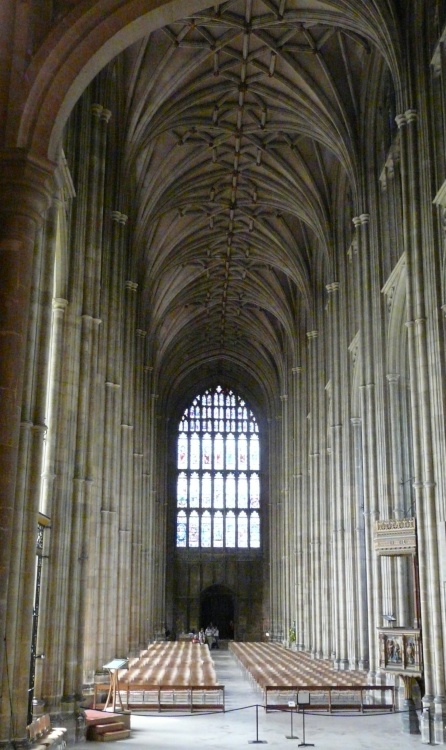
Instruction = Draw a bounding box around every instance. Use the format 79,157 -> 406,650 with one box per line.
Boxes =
175,385 -> 261,548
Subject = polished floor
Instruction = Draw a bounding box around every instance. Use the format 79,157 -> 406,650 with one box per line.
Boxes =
78,650 -> 424,749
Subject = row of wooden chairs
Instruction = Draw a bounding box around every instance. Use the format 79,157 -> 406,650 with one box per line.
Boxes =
118,642 -> 218,687
229,642 -> 368,690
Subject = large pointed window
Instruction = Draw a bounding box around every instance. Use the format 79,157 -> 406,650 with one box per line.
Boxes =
176,385 -> 260,548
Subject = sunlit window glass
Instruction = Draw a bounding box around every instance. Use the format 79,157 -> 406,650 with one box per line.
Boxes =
175,386 -> 261,549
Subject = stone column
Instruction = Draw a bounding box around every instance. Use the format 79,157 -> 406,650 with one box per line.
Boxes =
327,282 -> 348,668
353,213 -> 382,683
63,104 -> 110,705
140,364 -> 153,644
397,110 -> 446,742
280,393 -> 292,642
292,366 -> 307,650
350,416 -> 369,670
130,329 -> 146,653
306,330 -> 322,657
147,392 -> 159,639
0,150 -> 54,743
116,280 -> 138,656
268,411 -> 282,640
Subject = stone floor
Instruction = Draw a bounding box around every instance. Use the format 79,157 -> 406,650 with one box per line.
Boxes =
78,650 -> 424,749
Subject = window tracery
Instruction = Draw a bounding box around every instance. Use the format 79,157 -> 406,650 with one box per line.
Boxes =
176,385 -> 260,548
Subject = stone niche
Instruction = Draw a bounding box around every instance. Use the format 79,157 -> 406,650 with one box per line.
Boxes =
378,628 -> 422,676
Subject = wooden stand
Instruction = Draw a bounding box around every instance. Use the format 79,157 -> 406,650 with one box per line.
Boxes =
103,659 -> 128,712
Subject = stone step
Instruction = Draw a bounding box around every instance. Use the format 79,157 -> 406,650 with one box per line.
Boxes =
94,729 -> 131,742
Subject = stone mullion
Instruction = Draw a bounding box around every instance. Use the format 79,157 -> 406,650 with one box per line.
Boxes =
386,373 -> 411,627
353,213 -> 382,682
398,110 -> 445,738
327,282 -> 348,668
130,329 -> 146,653
117,281 -> 137,656
350,417 -> 369,670
306,330 -> 320,656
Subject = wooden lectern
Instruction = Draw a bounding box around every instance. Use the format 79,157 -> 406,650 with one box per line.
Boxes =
102,659 -> 128,712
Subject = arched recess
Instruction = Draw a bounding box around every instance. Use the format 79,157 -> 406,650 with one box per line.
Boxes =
200,584 -> 235,640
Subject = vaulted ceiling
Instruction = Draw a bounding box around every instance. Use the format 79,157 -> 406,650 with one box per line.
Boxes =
118,0 -> 400,407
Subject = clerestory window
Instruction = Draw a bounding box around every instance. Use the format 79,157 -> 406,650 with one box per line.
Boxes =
176,385 -> 260,549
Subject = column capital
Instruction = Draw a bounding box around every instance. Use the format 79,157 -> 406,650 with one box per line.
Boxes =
350,416 -> 362,426
405,109 -> 418,124
91,103 -> 103,119
0,149 -> 55,224
111,210 -> 128,226
136,329 -> 147,338
53,297 -> 68,310
125,280 -> 138,292
292,366 -> 303,375
395,113 -> 406,129
101,108 -> 112,123
326,282 -> 340,293
306,330 -> 318,340
352,213 -> 370,226
386,373 -> 400,384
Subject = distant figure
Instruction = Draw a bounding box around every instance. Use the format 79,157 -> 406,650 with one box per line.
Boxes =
213,625 -> 219,649
205,624 -> 214,649
199,628 -> 206,645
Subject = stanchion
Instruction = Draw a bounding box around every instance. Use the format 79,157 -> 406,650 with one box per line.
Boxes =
248,704 -> 267,744
426,707 -> 432,746
285,701 -> 299,739
297,692 -> 314,747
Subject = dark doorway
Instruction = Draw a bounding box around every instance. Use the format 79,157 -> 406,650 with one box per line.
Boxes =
200,585 -> 235,639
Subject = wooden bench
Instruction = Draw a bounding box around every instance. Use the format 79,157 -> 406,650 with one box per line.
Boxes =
27,714 -> 67,749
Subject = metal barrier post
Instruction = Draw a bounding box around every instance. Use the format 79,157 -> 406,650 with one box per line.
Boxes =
286,701 -> 299,740
248,704 -> 267,744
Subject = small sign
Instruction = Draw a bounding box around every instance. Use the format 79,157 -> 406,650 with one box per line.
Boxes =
298,692 -> 310,705
288,701 -> 296,708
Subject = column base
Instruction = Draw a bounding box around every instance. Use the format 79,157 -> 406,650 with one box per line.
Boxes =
433,697 -> 446,745
420,696 -> 434,745
401,698 -> 420,735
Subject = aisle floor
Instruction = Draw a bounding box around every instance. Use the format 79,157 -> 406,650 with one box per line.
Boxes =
78,650 -> 424,749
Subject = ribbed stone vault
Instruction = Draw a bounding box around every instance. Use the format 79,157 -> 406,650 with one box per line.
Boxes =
117,0 -> 400,401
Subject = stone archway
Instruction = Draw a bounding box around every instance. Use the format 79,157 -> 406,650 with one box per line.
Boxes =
200,585 -> 235,640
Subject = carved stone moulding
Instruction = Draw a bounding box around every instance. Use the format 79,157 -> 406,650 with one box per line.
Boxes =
378,628 -> 422,677
374,518 -> 416,556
